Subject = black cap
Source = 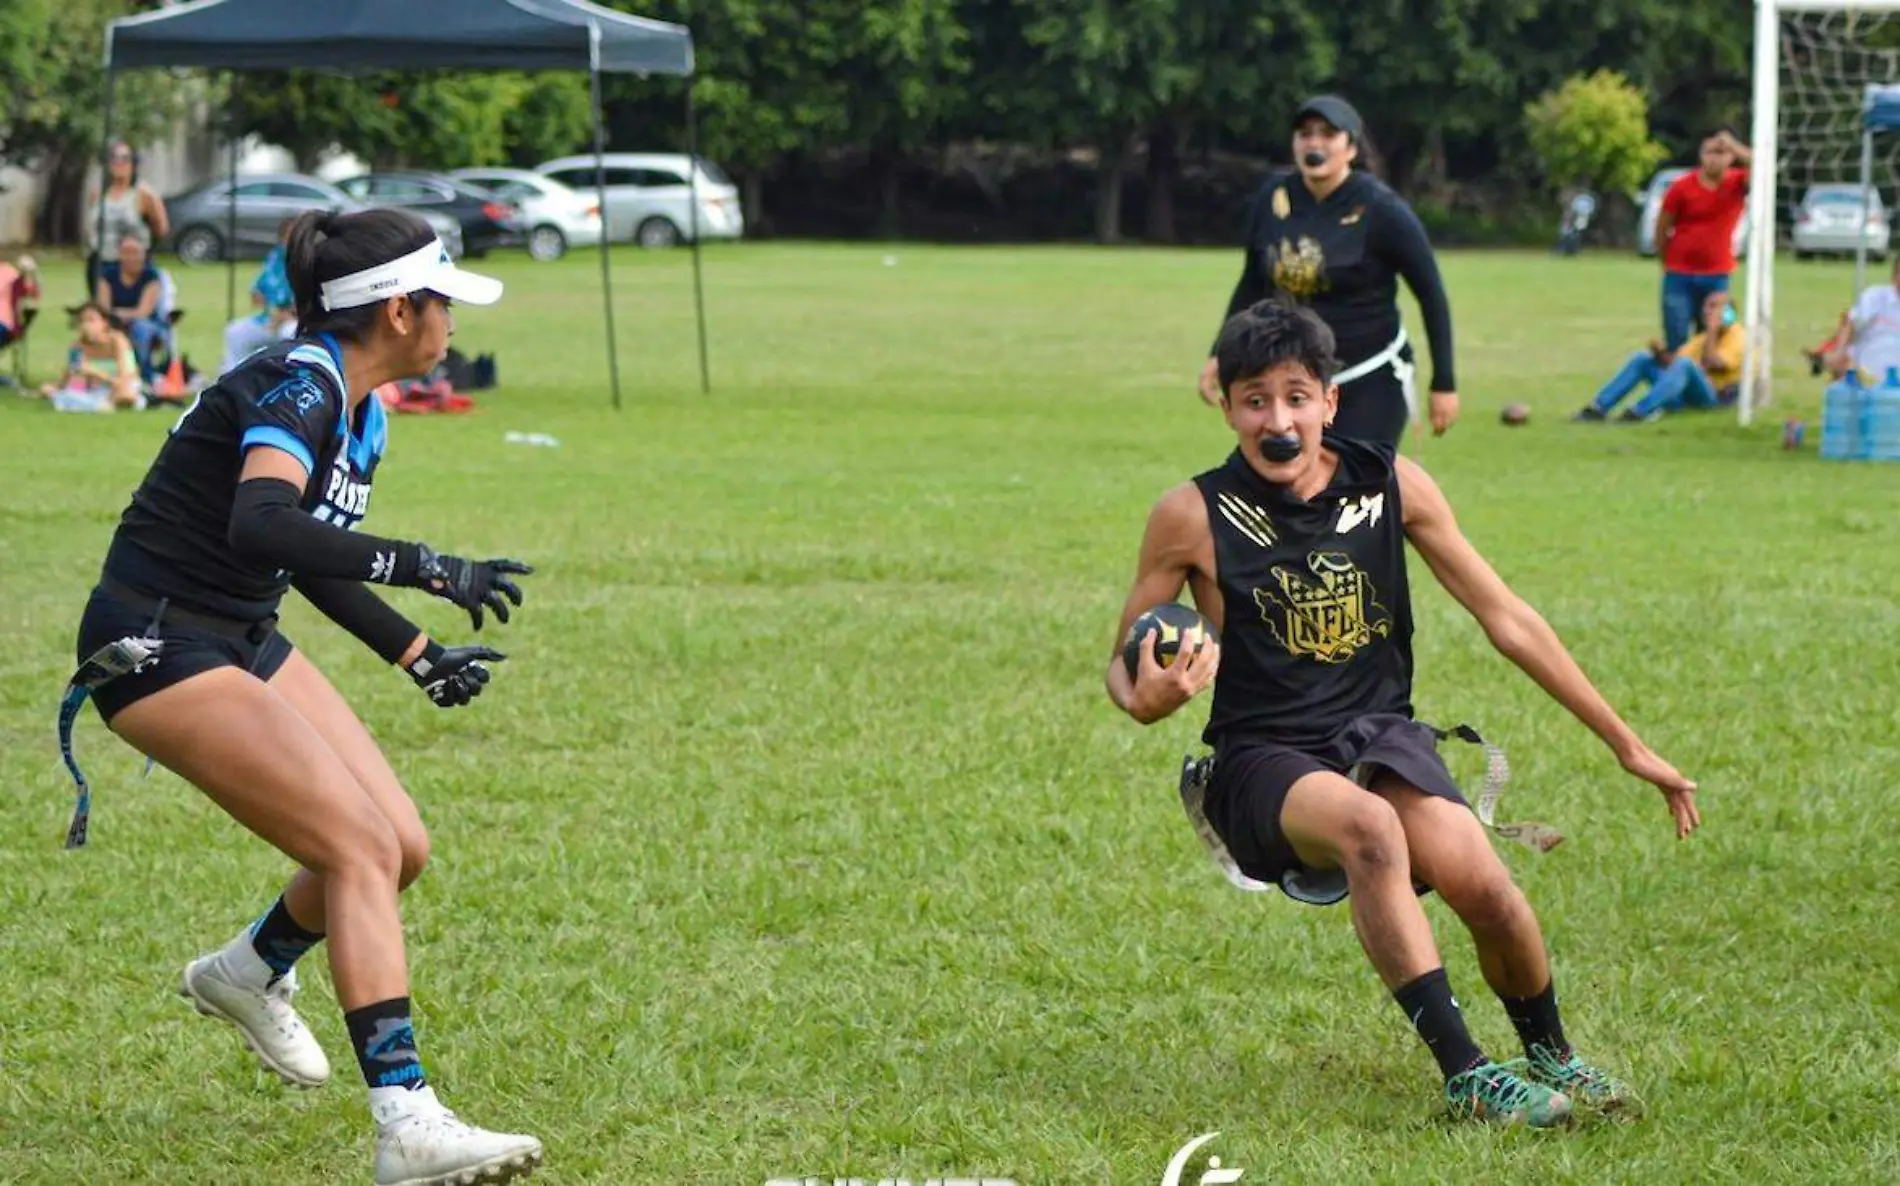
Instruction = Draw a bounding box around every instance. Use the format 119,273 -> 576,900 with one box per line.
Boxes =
1292,94 -> 1363,141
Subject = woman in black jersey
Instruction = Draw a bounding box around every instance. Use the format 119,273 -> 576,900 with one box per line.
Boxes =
1121,300 -> 1698,1127
66,208 -> 542,1185
1197,95 -> 1460,447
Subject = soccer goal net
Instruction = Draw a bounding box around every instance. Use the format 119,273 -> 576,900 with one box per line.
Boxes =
1741,0 -> 1900,422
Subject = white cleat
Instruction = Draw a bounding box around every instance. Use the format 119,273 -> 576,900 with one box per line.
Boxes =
179,941 -> 331,1089
371,1087 -> 543,1186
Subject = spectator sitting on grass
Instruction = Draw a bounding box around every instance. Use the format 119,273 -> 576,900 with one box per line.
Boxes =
40,302 -> 143,412
1573,291 -> 1744,423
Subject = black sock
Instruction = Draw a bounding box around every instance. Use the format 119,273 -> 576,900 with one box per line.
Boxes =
1393,967 -> 1487,1080
1499,979 -> 1570,1059
344,997 -> 428,1090
248,895 -> 324,981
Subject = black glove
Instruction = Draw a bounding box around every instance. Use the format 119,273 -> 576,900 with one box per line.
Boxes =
412,544 -> 532,631
405,641 -> 505,708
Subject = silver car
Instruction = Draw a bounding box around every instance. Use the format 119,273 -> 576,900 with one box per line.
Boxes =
161,172 -> 465,264
1636,167 -> 1750,260
1791,184 -> 1891,259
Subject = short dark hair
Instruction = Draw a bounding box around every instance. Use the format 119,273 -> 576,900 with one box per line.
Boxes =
286,207 -> 441,341
1214,299 -> 1339,395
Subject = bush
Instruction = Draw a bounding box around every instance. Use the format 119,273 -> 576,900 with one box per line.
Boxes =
1524,70 -> 1668,197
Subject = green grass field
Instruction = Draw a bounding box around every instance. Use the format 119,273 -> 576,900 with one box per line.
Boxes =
1,241 -> 1897,1184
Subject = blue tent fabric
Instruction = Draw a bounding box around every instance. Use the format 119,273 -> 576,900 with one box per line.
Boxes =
1864,83 -> 1900,132
107,0 -> 693,76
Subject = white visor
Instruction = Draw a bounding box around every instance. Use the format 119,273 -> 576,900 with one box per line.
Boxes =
317,237 -> 503,311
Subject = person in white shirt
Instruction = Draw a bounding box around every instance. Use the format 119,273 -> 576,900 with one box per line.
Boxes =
1824,256 -> 1900,383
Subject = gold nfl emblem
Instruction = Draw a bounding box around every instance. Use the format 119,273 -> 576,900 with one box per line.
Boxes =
1257,551 -> 1391,664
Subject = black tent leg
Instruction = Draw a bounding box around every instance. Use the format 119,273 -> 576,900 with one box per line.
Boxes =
94,69 -> 116,299
589,53 -> 620,410
687,79 -> 709,395
226,76 -> 240,325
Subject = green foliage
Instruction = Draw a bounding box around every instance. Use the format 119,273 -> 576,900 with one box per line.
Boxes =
0,0 -> 198,169
0,0 -> 1782,242
502,75 -> 595,167
1525,69 -> 1669,195
623,0 -> 858,170
234,71 -> 590,172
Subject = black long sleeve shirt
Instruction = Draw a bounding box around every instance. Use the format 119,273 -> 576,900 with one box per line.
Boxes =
1217,170 -> 1456,393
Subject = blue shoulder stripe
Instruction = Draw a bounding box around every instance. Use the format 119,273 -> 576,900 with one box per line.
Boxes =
348,389 -> 389,471
240,425 -> 316,474
286,343 -> 344,394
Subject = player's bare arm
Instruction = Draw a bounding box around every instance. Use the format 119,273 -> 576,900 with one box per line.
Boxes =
1105,482 -> 1221,725
1395,455 -> 1700,838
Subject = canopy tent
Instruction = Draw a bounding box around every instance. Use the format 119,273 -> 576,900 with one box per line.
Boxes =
102,0 -> 709,405
1854,82 -> 1900,295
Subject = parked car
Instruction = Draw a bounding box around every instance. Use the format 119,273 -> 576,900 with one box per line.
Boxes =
162,172 -> 465,263
1636,166 -> 1750,259
1791,183 -> 1891,259
447,167 -> 603,262
533,153 -> 743,247
334,172 -> 525,258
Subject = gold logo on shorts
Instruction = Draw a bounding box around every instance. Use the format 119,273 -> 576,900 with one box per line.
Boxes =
1255,551 -> 1391,663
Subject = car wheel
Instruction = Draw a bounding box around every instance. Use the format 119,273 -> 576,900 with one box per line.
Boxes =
635,217 -> 683,249
175,225 -> 224,265
529,224 -> 567,262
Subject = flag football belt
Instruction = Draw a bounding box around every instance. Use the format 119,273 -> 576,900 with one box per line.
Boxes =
54,584 -> 278,850
98,576 -> 281,644
56,632 -> 163,850
1330,329 -> 1418,422
1175,722 -> 1564,898
1331,328 -> 1408,386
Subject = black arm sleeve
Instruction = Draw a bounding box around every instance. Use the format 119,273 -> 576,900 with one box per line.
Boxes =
1375,198 -> 1457,392
1213,191 -> 1271,351
292,575 -> 424,666
229,478 -> 423,586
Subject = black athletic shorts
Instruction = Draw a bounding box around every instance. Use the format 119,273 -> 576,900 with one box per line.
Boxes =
1201,713 -> 1468,904
75,577 -> 293,725
1330,341 -> 1416,447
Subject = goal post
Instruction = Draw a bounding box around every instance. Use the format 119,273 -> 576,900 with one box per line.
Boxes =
1741,0 -> 1900,425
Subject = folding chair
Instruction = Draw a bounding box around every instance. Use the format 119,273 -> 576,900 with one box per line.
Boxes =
0,260 -> 42,386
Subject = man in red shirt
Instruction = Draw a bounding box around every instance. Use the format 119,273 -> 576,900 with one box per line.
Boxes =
1657,129 -> 1751,351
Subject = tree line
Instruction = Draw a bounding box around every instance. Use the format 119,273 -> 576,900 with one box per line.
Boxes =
1,0 -> 1754,246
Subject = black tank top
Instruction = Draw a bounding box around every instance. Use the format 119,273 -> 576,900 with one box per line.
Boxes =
1195,433 -> 1415,749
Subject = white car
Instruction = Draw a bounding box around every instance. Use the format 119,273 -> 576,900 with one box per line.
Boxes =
448,167 -> 604,262
534,153 -> 743,248
1791,183 -> 1891,259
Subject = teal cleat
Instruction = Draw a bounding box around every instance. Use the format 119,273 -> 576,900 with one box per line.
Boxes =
1445,1061 -> 1573,1128
1517,1043 -> 1643,1118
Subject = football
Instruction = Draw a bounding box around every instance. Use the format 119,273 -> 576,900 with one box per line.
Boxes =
1121,601 -> 1219,679
1501,402 -> 1531,426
